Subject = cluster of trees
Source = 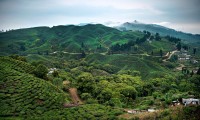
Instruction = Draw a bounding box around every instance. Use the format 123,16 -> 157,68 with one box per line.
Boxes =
155,33 -> 161,41
76,73 -> 140,106
2,54 -> 200,119
165,35 -> 181,43
110,41 -> 135,52
176,42 -> 197,55
60,58 -> 200,108
176,42 -> 190,51
9,54 -> 27,62
72,68 -> 200,108
110,32 -> 161,53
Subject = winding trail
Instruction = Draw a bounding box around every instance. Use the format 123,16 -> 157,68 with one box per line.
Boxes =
161,50 -> 186,71
163,50 -> 178,62
167,50 -> 178,60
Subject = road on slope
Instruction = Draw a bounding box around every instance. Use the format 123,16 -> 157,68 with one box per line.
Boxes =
162,50 -> 187,71
163,50 -> 178,62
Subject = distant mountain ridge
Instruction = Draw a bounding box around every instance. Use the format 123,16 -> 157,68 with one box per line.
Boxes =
115,21 -> 200,43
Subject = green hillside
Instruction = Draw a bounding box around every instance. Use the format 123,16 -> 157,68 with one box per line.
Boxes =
0,24 -> 180,78
85,53 -> 173,79
0,24 -> 148,55
117,22 -> 200,43
0,56 -> 127,120
0,24 -> 200,119
0,57 -> 70,117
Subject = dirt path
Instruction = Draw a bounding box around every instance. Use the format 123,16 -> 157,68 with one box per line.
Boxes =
50,51 -> 82,55
163,50 -> 178,62
176,64 -> 185,71
161,50 -> 186,71
69,88 -> 83,104
167,50 -> 178,60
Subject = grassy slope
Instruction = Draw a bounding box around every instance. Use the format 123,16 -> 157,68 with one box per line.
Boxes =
85,53 -> 172,79
0,24 -> 181,79
0,24 -> 144,55
0,57 -> 124,119
0,57 -> 70,117
0,24 -> 177,57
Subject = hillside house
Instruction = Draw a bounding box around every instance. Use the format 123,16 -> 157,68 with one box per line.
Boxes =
126,109 -> 148,114
172,100 -> 180,106
176,51 -> 191,61
47,68 -> 57,75
182,98 -> 200,106
191,59 -> 198,64
147,108 -> 156,112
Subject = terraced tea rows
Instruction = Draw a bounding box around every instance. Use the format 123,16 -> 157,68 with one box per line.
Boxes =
0,57 -> 70,117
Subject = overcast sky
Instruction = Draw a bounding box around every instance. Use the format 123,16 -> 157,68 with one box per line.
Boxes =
0,0 -> 200,34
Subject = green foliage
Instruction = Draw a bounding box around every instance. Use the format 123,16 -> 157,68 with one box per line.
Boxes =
81,93 -> 92,100
52,77 -> 63,89
160,109 -> 170,117
33,64 -> 48,79
9,54 -> 27,62
165,35 -> 181,43
183,106 -> 200,120
98,88 -> 113,103
77,72 -> 95,92
155,33 -> 161,41
169,55 -> 178,62
0,57 -> 70,118
28,104 -> 123,120
120,86 -> 137,99
189,75 -> 200,96
153,92 -> 161,99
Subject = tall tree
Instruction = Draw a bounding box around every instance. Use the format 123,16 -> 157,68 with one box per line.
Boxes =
155,33 -> 161,41
176,42 -> 182,51
81,50 -> 86,58
81,42 -> 85,48
193,48 -> 197,55
197,68 -> 200,75
151,51 -> 154,55
160,49 -> 163,57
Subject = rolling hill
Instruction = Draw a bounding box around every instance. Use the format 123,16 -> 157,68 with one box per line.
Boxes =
0,24 -> 181,78
0,24 -> 179,56
0,24 -> 134,55
116,21 -> 200,44
0,57 -> 70,117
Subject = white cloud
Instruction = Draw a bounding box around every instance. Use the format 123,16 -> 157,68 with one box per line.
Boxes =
0,0 -> 200,34
153,22 -> 170,26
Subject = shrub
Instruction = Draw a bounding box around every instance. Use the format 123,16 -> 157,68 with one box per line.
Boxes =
33,64 -> 48,79
81,93 -> 92,100
161,109 -> 170,117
